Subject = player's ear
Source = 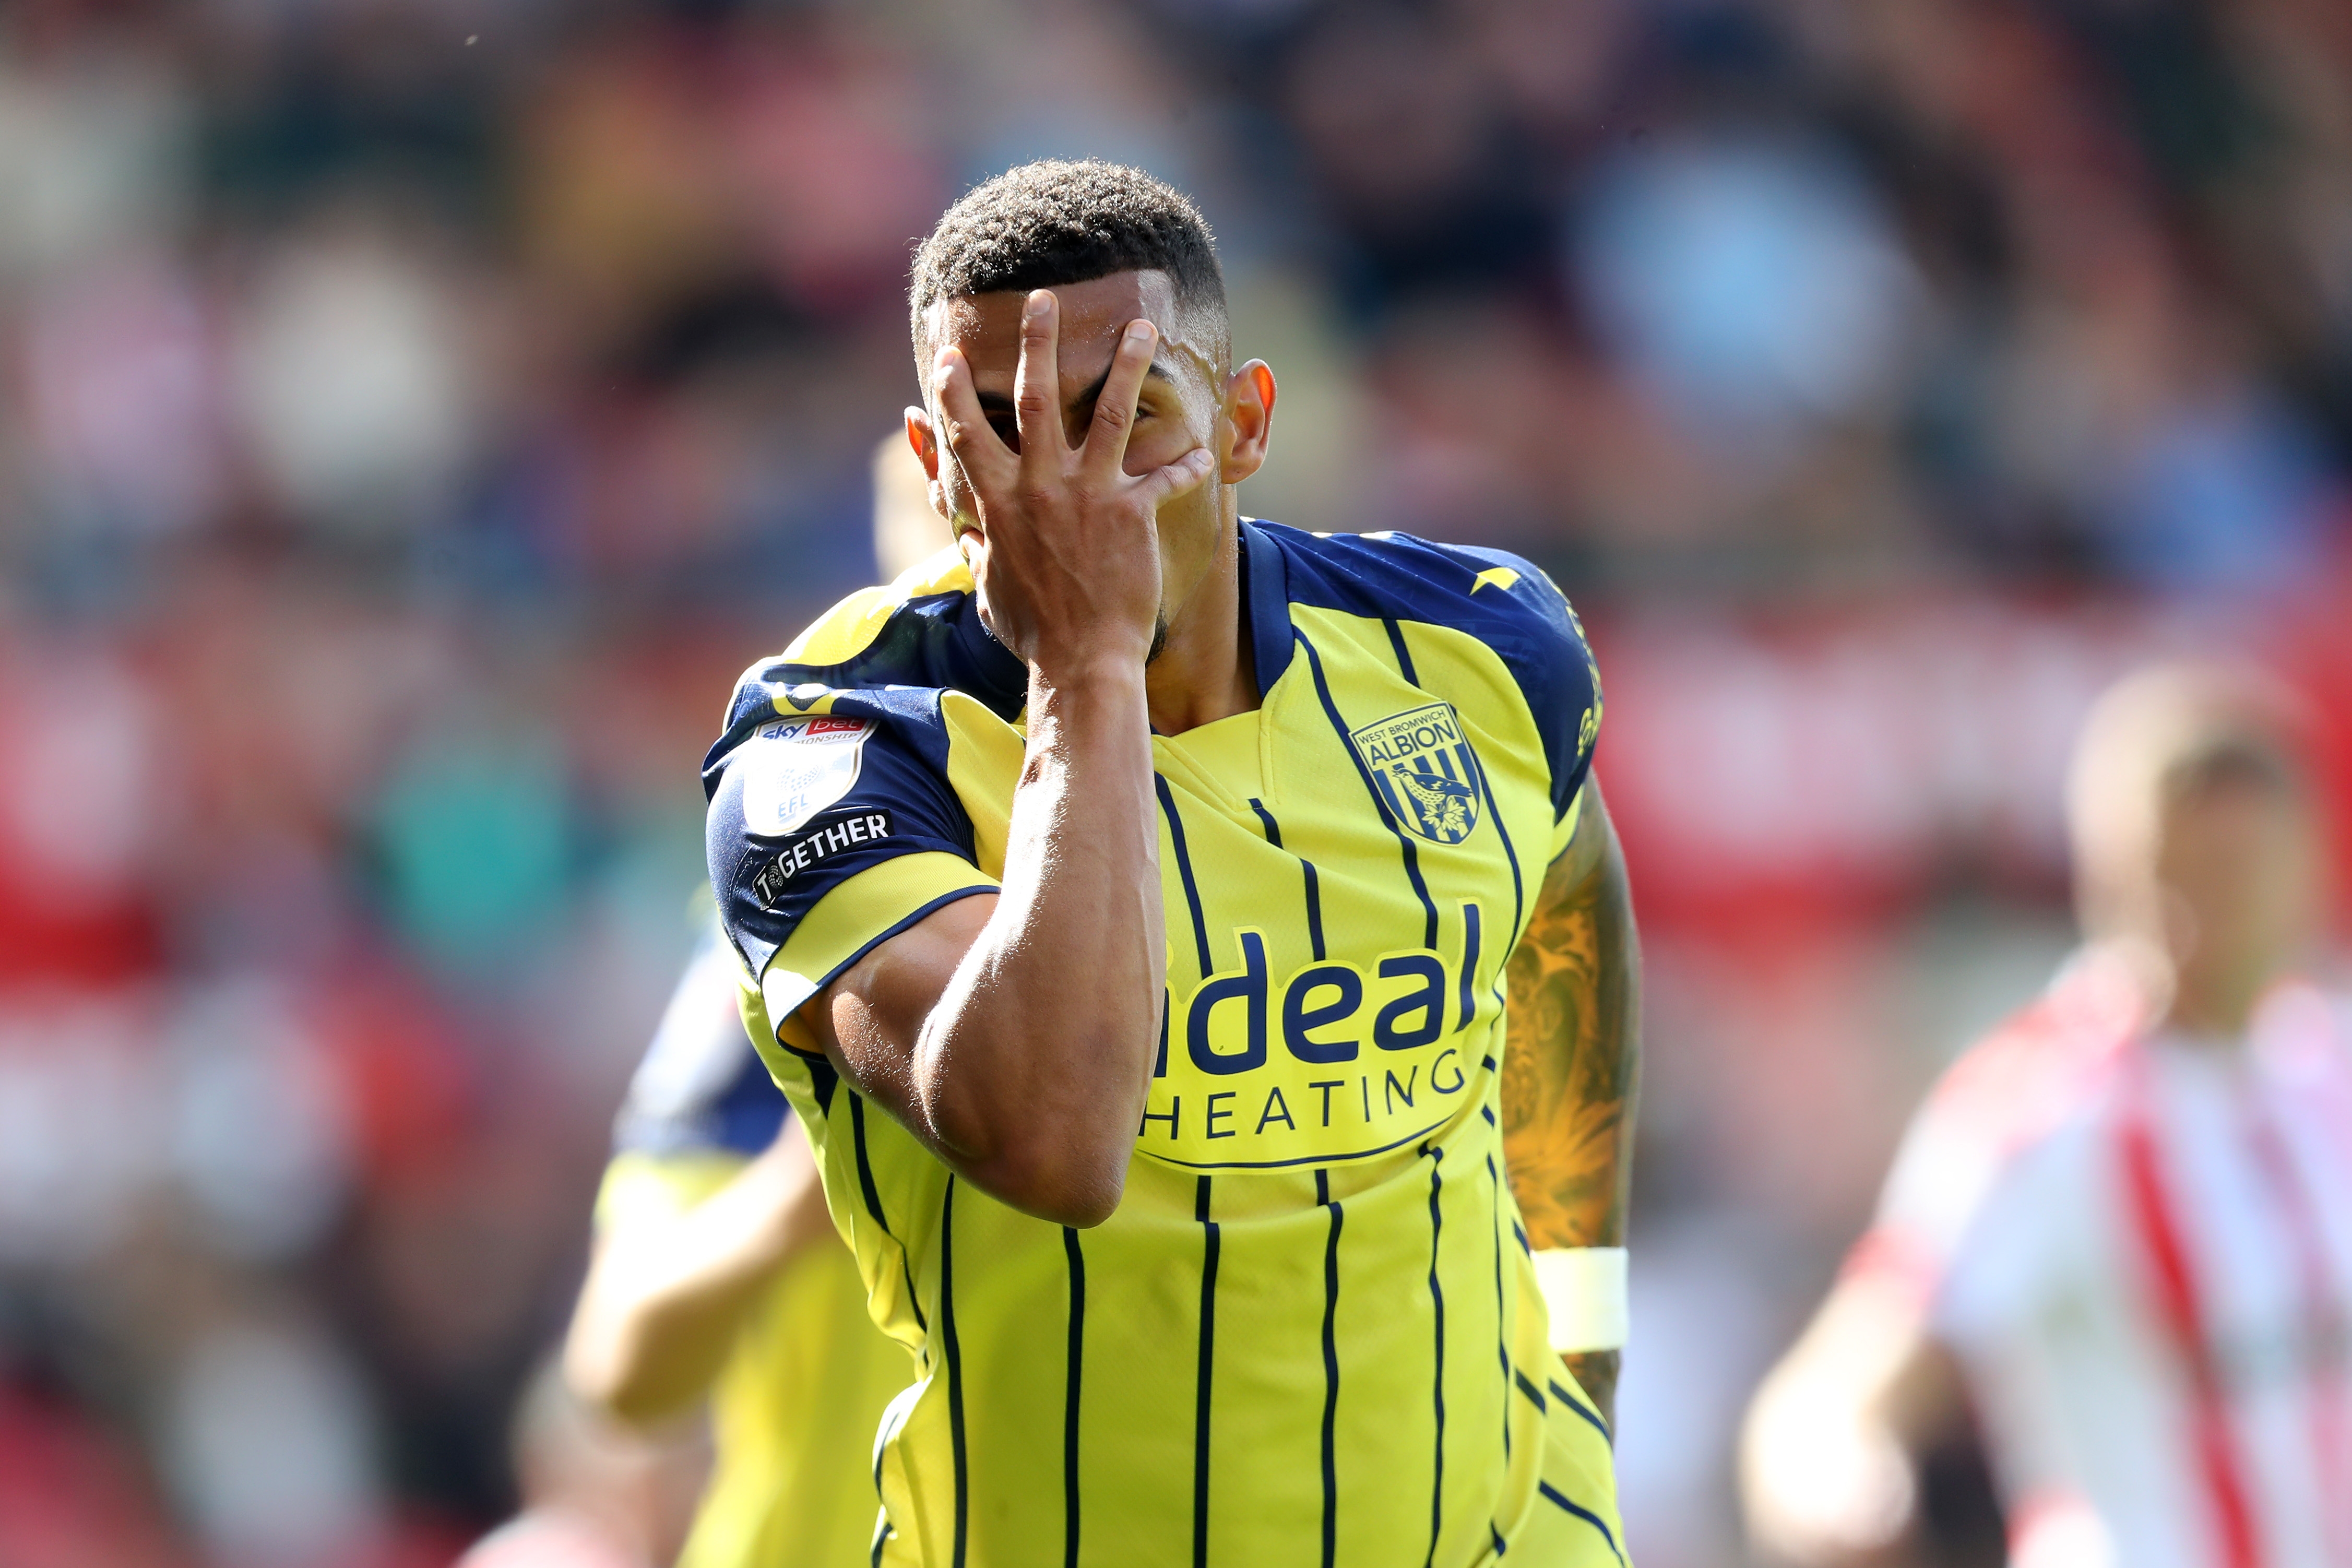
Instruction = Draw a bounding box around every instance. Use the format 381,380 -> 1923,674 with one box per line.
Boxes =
906,405 -> 955,523
905,406 -> 941,481
1220,360 -> 1275,484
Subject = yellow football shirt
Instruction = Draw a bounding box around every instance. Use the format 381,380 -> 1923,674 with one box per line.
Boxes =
598,925 -> 914,1568
704,521 -> 1625,1567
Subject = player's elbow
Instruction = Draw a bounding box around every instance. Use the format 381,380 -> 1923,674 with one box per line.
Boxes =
576,1364 -> 678,1431
562,1276 -> 698,1430
953,1120 -> 1131,1228
563,1318 -> 655,1427
571,1327 -> 715,1430
1005,1173 -> 1126,1229
945,1090 -> 1138,1222
923,1064 -> 1138,1226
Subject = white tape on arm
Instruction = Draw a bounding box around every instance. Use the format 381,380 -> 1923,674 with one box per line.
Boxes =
1533,1246 -> 1629,1353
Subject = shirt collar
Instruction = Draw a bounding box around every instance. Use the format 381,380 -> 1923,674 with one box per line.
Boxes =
1238,517 -> 1294,700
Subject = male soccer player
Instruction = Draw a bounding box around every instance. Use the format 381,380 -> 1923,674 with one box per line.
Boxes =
703,161 -> 1638,1566
1742,666 -> 2352,1568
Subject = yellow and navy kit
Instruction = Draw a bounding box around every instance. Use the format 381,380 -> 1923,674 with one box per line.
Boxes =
597,923 -> 913,1568
703,520 -> 1625,1568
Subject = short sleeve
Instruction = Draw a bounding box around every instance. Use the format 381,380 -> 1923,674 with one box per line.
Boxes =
1843,974 -> 2131,1315
1844,1082 -> 2020,1311
1455,551 -> 1601,861
1931,1130 -> 2088,1352
704,702 -> 999,1024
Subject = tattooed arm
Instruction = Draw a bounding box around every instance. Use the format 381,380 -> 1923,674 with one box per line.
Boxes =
1502,777 -> 1641,1428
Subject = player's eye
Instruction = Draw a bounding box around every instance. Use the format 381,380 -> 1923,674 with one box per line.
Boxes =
988,415 -> 1020,452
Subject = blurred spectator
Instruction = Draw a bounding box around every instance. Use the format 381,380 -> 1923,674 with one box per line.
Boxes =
1574,135 -> 1926,463
0,1380 -> 190,1568
160,1315 -> 385,1568
230,222 -> 483,537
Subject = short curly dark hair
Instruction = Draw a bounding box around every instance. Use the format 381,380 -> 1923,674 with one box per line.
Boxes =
909,159 -> 1227,359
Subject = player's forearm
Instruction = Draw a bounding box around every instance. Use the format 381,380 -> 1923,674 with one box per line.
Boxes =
912,667 -> 1166,1225
565,1139 -> 831,1426
1502,790 -> 1641,1420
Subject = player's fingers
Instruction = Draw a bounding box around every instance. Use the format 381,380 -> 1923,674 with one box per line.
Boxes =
1128,442 -> 1216,510
1012,289 -> 1064,472
1083,318 -> 1158,475
933,347 -> 1012,493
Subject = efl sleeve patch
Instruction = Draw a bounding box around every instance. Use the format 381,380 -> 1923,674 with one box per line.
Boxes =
738,716 -> 874,837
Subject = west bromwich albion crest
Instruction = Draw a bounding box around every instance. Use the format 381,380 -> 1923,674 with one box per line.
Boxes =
1350,702 -> 1482,845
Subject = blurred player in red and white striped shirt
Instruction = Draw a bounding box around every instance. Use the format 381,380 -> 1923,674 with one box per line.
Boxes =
1742,664 -> 2350,1568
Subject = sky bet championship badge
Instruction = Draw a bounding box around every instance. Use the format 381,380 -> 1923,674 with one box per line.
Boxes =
1350,703 -> 1482,845
740,716 -> 871,839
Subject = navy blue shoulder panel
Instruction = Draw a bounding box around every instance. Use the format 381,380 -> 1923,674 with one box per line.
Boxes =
704,689 -> 983,978
712,589 -> 1025,744
702,585 -> 1015,980
1255,521 -> 1601,824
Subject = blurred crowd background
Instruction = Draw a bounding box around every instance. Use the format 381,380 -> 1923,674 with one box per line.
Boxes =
2,0 -> 2349,1563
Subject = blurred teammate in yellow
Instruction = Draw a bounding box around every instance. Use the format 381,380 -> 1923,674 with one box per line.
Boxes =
567,919 -> 913,1568
562,438 -> 942,1568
